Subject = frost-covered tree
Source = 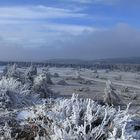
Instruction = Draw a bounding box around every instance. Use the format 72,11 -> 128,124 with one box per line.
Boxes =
76,70 -> 81,80
25,65 -> 37,78
2,64 -> 9,76
104,80 -> 121,106
24,65 -> 37,85
42,65 -> 50,74
41,66 -> 53,85
45,72 -> 53,85
3,64 -> 20,78
33,74 -> 53,98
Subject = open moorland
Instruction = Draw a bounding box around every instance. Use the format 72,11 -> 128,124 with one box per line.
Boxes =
0,64 -> 139,139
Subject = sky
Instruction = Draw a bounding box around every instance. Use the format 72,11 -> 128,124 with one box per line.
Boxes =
0,0 -> 140,61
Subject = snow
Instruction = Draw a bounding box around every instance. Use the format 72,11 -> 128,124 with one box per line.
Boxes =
0,65 -> 139,139
14,93 -> 135,139
16,110 -> 36,120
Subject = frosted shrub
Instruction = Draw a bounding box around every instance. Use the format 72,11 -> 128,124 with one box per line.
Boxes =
46,94 -> 127,139
53,72 -> 59,77
0,77 -> 21,92
8,94 -> 136,140
0,77 -> 30,94
75,71 -> 92,85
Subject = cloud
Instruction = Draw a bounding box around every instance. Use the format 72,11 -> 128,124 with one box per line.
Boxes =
0,3 -> 138,61
0,5 -> 86,21
0,22 -> 95,47
61,0 -> 119,5
42,24 -> 97,35
0,24 -> 139,61
57,23 -> 140,59
0,3 -> 117,42
0,4 -> 96,49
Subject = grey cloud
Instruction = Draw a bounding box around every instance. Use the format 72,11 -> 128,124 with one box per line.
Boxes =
57,24 -> 140,59
0,24 -> 140,61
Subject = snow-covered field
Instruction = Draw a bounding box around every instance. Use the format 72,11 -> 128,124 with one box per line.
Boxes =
0,65 -> 139,139
49,67 -> 140,110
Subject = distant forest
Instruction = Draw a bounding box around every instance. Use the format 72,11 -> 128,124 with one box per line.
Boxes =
1,57 -> 140,72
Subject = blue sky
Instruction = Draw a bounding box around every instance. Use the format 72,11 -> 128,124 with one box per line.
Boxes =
0,0 -> 139,61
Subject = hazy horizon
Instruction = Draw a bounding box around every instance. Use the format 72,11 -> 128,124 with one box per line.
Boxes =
0,0 -> 140,61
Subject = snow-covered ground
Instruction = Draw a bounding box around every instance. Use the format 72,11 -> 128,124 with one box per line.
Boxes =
0,65 -> 139,139
48,67 -> 140,110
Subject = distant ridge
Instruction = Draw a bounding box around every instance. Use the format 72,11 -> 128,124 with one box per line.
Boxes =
0,57 -> 140,65
44,57 -> 140,65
